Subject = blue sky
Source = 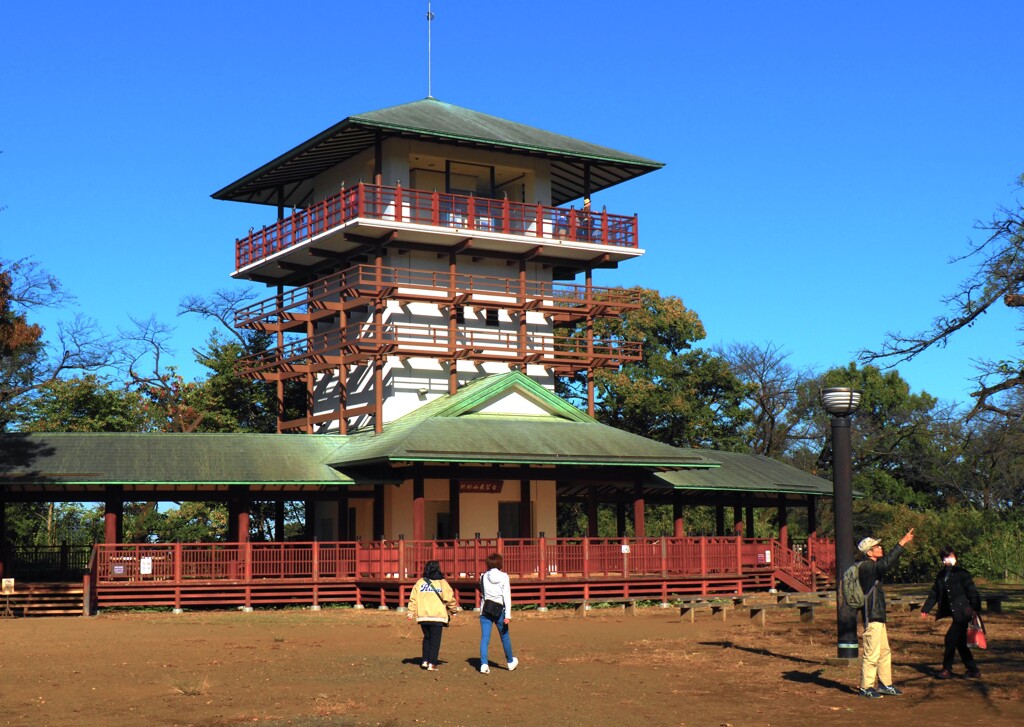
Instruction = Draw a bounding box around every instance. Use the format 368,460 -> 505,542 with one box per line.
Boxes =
3,1 -> 1022,409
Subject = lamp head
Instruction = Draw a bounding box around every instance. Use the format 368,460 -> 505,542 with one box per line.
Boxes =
821,387 -> 862,416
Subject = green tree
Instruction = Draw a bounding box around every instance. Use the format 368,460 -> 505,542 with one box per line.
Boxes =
18,374 -> 156,432
557,288 -> 751,449
799,363 -> 942,507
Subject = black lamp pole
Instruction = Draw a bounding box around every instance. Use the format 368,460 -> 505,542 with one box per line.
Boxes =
822,387 -> 861,662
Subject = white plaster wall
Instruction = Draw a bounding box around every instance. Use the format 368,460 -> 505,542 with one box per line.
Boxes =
307,247 -> 558,430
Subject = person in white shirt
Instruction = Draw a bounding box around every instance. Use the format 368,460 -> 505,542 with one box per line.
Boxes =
478,552 -> 519,674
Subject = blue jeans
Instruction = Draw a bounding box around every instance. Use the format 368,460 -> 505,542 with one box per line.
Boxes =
480,611 -> 514,665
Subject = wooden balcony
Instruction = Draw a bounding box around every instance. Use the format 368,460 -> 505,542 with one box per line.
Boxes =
234,183 -> 641,273
237,322 -> 642,379
234,264 -> 644,332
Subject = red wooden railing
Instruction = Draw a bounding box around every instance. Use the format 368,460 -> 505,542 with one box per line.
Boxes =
91,536 -> 832,588
234,264 -> 644,330
237,321 -> 642,376
235,183 -> 640,270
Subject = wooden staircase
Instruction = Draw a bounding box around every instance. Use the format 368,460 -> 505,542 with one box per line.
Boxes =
2,582 -> 84,617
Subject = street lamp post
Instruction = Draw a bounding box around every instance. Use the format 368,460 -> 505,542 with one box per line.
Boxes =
821,387 -> 861,662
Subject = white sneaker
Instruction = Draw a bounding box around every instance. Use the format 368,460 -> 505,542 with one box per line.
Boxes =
421,661 -> 429,669
507,657 -> 519,672
480,663 -> 490,674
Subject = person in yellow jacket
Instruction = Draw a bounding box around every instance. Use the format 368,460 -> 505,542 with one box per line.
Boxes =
407,560 -> 459,671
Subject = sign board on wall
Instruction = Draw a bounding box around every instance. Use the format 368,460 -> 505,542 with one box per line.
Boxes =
459,480 -> 504,494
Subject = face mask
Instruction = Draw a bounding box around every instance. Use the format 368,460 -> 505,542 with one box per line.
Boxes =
943,556 -> 956,567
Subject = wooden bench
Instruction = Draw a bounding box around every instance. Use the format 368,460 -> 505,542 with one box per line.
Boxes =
747,603 -> 781,626
888,596 -> 925,612
778,591 -> 834,605
567,598 -> 640,617
677,598 -> 730,622
779,601 -> 818,622
984,594 -> 1008,614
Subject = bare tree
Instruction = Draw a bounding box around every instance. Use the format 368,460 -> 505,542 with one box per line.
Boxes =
861,177 -> 1024,417
717,341 -> 817,457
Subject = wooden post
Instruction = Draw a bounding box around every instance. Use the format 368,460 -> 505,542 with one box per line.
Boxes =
632,480 -> 645,539
539,536 -> 547,581
448,479 -> 461,539
373,485 -> 385,540
672,488 -> 685,537
413,475 -> 425,542
777,494 -> 788,549
0,496 -> 5,578
274,500 -> 285,542
587,487 -> 599,538
519,479 -> 532,537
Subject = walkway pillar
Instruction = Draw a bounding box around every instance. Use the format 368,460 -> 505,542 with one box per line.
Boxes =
236,506 -> 250,543
672,488 -> 684,537
274,500 -> 285,542
412,475 -> 425,542
338,488 -> 351,541
777,494 -> 788,548
228,492 -> 251,543
733,505 -> 743,536
631,481 -> 645,538
373,485 -> 385,540
745,504 -> 755,538
0,496 -> 6,577
104,487 -> 124,545
714,505 -> 725,536
616,502 -> 627,537
807,496 -> 818,537
448,479 -> 461,539
519,480 -> 532,537
586,487 -> 599,538
303,500 -> 314,540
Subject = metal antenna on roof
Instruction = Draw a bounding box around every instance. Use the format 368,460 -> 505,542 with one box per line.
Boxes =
426,2 -> 435,98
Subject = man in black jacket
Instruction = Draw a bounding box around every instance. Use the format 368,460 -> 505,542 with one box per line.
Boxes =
856,528 -> 915,699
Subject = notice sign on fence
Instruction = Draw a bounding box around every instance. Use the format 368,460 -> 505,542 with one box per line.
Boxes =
140,557 -> 153,576
1,578 -> 14,595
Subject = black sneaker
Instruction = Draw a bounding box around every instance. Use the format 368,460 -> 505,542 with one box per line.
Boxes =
859,687 -> 883,699
877,684 -> 903,696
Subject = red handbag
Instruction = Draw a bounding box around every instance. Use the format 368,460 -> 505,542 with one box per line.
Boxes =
966,613 -> 987,650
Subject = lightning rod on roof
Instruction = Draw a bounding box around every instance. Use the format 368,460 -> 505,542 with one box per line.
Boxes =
426,2 -> 435,98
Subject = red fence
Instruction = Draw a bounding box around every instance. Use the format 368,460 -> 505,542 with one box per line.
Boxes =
235,183 -> 640,269
91,536 -> 832,586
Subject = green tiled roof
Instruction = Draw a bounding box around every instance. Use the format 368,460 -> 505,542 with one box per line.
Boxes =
328,372 -> 715,469
654,450 -> 833,496
0,433 -> 350,486
0,376 -> 833,500
213,97 -> 664,207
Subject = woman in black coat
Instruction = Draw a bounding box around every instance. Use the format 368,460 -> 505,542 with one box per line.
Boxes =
920,546 -> 982,679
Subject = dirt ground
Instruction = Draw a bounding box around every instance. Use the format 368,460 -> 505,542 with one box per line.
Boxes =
1,587 -> 1022,727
